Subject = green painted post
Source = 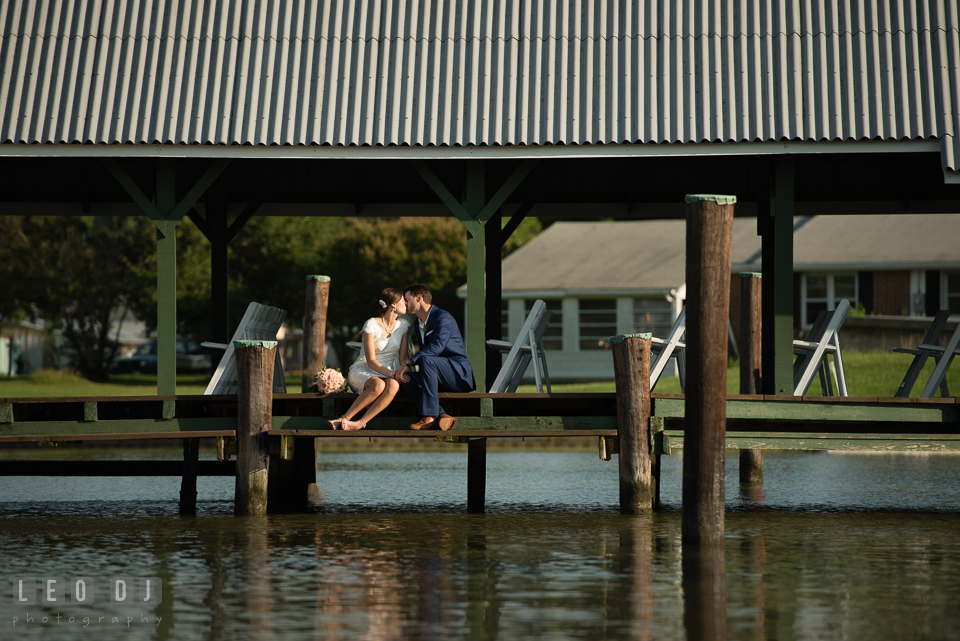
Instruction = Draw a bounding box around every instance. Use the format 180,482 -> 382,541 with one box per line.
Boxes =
207,185 -> 230,344
484,216 -> 502,392
156,159 -> 177,396
761,157 -> 795,396
410,158 -> 537,393
465,161 -> 486,391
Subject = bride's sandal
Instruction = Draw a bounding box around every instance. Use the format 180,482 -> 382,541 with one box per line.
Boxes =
343,418 -> 366,431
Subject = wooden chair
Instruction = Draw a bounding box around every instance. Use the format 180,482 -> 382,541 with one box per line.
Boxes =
793,299 -> 850,396
893,311 -> 960,397
202,302 -> 288,395
487,299 -> 553,393
649,307 -> 687,391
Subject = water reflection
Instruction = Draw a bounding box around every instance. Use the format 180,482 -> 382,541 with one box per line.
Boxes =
2,451 -> 960,639
682,543 -> 726,641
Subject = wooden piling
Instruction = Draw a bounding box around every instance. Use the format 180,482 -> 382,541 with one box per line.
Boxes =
179,437 -> 199,515
302,275 -> 330,392
682,194 -> 735,544
610,332 -> 654,514
235,340 -> 276,515
467,438 -> 487,513
739,272 -> 764,484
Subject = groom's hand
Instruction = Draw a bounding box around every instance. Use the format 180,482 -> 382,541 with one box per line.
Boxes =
394,364 -> 410,383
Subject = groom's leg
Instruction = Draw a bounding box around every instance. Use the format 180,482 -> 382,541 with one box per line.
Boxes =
399,378 -> 425,415
418,356 -> 472,416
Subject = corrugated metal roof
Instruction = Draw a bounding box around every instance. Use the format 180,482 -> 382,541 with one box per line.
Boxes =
0,0 -> 958,169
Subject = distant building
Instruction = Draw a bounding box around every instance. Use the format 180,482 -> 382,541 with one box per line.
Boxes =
463,214 -> 960,382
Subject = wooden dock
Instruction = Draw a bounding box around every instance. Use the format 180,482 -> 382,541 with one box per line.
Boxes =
2,393 -> 958,510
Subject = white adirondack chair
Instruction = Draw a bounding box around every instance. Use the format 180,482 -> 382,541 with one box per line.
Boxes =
892,310 -> 957,397
202,302 -> 288,395
918,320 -> 960,397
793,299 -> 850,396
488,299 -> 553,393
649,307 -> 687,391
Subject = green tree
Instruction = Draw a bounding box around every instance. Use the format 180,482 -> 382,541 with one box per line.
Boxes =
0,216 -> 154,380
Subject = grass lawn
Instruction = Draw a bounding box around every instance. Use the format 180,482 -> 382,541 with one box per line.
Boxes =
517,350 -> 960,397
0,370 -> 307,397
1,351 -> 957,398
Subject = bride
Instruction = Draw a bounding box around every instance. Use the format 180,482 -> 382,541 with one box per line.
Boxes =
330,288 -> 411,430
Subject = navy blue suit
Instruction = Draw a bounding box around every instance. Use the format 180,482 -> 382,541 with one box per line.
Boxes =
400,306 -> 475,417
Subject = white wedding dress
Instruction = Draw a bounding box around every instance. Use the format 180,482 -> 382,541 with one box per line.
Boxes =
348,316 -> 412,393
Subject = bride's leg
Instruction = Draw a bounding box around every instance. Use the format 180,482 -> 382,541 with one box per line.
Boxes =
331,378 -> 382,429
353,378 -> 401,427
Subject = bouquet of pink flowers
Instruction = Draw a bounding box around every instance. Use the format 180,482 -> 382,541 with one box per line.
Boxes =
314,366 -> 347,394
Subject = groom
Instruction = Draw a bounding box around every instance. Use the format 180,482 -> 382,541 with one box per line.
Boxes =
392,284 -> 475,430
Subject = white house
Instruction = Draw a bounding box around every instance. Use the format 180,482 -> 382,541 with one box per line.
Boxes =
464,214 -> 960,382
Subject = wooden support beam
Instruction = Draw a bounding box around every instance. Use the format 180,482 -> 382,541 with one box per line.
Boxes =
611,332 -> 655,513
485,213 -> 502,392
268,434 -> 299,511
103,158 -> 231,396
206,184 -> 230,344
412,160 -> 539,391
226,181 -> 274,242
464,161 -> 487,388
467,438 -> 487,513
302,276 -> 331,392
180,438 -> 200,514
235,340 -> 276,515
683,194 -> 735,545
760,158 -> 795,395
0,460 -> 236,476
739,272 -> 764,483
156,159 -> 177,396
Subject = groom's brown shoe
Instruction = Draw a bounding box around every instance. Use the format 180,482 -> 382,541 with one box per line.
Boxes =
409,416 -> 439,430
438,414 -> 458,431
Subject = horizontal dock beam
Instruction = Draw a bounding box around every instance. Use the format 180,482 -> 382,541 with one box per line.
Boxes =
0,460 -> 236,476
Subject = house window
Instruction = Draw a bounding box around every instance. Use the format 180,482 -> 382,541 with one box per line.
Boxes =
579,299 -> 617,350
945,272 -> 960,314
802,273 -> 857,327
632,298 -> 673,337
524,299 -> 563,350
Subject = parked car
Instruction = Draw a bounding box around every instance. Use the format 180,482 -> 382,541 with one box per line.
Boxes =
111,339 -> 212,374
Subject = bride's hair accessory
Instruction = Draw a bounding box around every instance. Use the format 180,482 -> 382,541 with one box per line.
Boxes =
378,299 -> 387,308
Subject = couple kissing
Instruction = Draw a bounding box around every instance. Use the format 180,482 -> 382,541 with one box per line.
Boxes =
329,284 -> 475,431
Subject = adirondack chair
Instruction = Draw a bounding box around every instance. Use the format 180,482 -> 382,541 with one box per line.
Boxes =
202,302 -> 288,395
892,310 -> 956,397
918,320 -> 960,397
487,299 -> 553,393
793,298 -> 850,396
649,307 -> 687,391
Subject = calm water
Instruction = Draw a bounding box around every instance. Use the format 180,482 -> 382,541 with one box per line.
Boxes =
1,448 -> 959,640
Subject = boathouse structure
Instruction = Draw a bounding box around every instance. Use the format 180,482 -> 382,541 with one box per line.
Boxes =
1,1 -> 959,513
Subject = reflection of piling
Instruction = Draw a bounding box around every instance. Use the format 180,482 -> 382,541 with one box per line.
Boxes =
739,272 -> 764,484
302,275 -> 330,392
618,516 -> 654,637
235,340 -> 275,515
682,543 -> 728,641
682,194 -> 735,544
610,333 -> 654,513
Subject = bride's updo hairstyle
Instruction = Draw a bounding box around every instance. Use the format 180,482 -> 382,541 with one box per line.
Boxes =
376,288 -> 403,316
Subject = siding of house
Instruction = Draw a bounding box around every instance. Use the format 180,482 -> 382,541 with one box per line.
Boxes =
873,271 -> 912,316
